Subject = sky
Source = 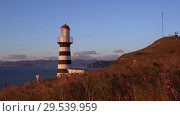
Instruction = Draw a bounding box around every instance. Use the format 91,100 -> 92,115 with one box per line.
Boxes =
0,0 -> 180,61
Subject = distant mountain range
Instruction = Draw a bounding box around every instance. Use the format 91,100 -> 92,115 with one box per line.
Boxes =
0,59 -> 96,67
0,59 -> 115,68
0,60 -> 57,66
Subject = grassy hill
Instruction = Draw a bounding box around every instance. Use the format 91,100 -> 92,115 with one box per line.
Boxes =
113,36 -> 180,65
0,37 -> 180,101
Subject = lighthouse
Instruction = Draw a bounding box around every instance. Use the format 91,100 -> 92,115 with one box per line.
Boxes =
57,22 -> 73,77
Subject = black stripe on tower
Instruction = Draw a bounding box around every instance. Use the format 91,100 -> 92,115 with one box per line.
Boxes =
59,51 -> 71,56
58,69 -> 68,73
58,60 -> 71,64
59,42 -> 72,47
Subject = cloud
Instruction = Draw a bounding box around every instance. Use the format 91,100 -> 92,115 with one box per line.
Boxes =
71,50 -> 119,60
2,54 -> 38,61
78,50 -> 98,54
43,56 -> 58,60
3,54 -> 27,60
71,50 -> 98,60
27,56 -> 38,61
114,49 -> 124,53
71,53 -> 92,60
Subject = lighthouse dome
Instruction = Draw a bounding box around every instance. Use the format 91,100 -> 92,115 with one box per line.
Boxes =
60,22 -> 70,30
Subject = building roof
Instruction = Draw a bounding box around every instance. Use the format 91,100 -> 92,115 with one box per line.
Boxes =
68,67 -> 96,71
60,22 -> 70,30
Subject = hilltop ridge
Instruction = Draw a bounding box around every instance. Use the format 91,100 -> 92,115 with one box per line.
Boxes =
113,37 -> 180,66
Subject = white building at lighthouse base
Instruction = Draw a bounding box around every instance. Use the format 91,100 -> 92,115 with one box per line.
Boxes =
67,68 -> 87,74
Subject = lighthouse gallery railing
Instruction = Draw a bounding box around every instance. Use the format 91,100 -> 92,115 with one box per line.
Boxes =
57,36 -> 73,43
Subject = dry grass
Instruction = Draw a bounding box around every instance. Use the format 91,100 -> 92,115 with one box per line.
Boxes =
0,37 -> 180,101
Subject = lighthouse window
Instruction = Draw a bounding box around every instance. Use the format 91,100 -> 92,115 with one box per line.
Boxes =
67,31 -> 70,37
61,30 -> 64,36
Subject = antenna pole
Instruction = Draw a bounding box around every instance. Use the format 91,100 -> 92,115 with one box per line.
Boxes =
162,12 -> 164,37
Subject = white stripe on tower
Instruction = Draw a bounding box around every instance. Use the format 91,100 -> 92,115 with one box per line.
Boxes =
58,56 -> 71,60
58,64 -> 69,69
60,47 -> 70,52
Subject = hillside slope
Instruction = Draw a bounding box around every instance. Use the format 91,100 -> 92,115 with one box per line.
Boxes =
113,37 -> 180,65
87,61 -> 114,68
0,37 -> 180,101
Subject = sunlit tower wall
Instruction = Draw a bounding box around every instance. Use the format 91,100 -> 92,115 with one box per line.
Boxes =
57,23 -> 73,77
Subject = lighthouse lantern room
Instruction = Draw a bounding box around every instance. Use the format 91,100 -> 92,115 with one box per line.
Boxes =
57,22 -> 73,77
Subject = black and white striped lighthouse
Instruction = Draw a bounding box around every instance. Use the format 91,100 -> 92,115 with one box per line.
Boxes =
57,22 -> 73,77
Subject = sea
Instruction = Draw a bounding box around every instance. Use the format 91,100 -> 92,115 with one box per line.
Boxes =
0,66 -> 57,89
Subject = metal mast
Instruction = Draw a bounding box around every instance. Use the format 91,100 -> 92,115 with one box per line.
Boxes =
162,12 -> 164,37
